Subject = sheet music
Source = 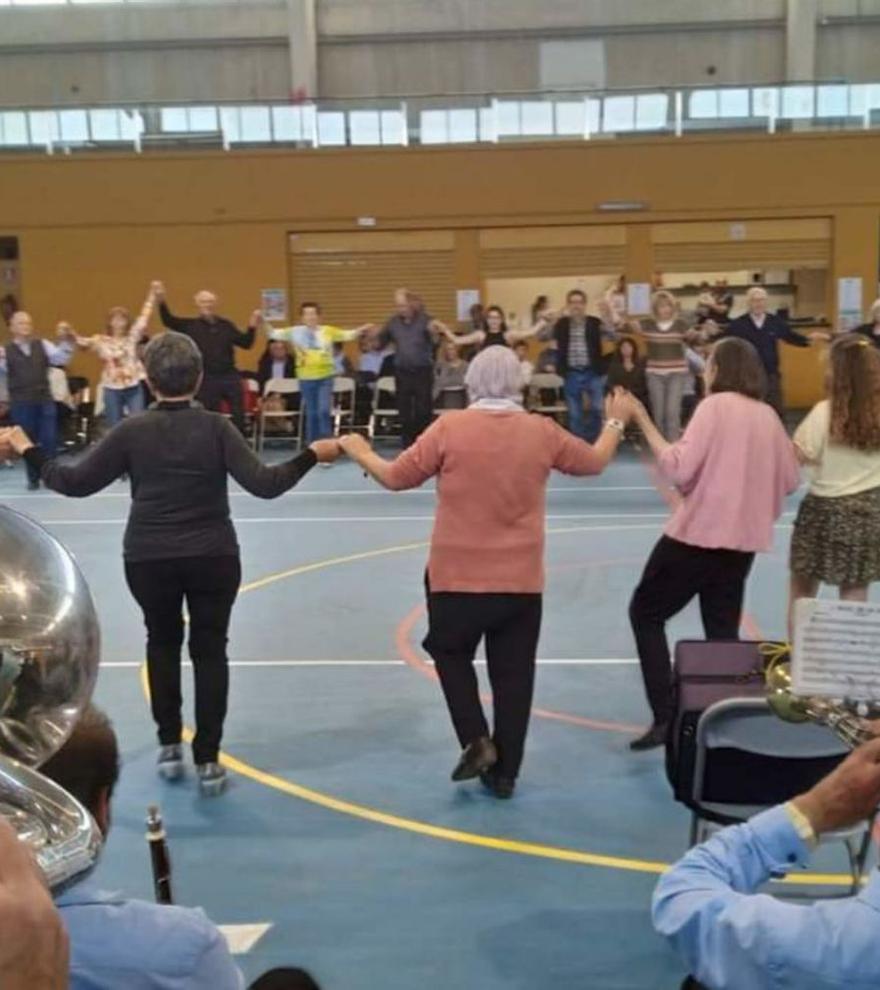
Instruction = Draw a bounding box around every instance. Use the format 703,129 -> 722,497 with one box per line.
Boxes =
792,598 -> 880,701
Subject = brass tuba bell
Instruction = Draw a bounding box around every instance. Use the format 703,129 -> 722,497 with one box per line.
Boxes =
0,507 -> 102,890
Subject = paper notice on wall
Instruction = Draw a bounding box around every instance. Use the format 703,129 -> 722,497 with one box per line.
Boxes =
792,598 -> 880,702
626,282 -> 651,316
837,277 -> 863,331
456,289 -> 481,322
261,289 -> 287,323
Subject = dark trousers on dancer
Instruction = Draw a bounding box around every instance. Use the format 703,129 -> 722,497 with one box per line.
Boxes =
629,536 -> 754,725
423,586 -> 542,779
395,367 -> 434,448
125,555 -> 241,764
198,373 -> 245,432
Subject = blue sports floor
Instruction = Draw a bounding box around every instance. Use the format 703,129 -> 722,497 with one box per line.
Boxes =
1,449 -> 867,989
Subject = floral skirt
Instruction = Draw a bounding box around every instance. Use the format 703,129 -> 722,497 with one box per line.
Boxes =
790,487 -> 880,586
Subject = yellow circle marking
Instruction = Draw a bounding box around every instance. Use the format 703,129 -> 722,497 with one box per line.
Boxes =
140,531 -> 855,886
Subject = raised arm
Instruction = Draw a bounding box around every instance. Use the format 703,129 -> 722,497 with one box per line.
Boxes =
130,286 -> 156,337
44,325 -> 76,367
12,425 -> 127,496
221,420 -> 336,496
231,310 -> 261,349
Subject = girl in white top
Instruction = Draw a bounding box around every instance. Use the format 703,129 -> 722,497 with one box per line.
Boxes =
789,335 -> 880,636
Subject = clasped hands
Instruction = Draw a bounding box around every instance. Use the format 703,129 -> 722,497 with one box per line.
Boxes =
309,434 -> 372,464
606,387 -> 649,427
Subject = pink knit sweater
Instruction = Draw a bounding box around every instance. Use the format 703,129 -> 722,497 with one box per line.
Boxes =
385,409 -> 605,592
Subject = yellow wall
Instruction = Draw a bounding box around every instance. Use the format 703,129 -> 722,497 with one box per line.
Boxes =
1,130 -> 879,403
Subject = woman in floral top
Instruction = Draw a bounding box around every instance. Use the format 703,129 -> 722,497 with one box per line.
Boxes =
75,287 -> 155,427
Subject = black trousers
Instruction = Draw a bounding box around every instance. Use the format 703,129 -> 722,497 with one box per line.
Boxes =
629,536 -> 754,724
766,372 -> 784,420
423,586 -> 543,779
198,373 -> 245,432
395,368 -> 434,448
125,555 -> 242,764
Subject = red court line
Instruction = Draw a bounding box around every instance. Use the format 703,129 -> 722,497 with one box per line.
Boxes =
394,603 -> 643,735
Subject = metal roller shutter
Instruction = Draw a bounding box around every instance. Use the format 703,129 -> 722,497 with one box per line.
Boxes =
654,240 -> 831,270
481,244 -> 627,278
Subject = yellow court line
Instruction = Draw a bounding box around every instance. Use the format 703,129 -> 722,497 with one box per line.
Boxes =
137,537 -> 857,887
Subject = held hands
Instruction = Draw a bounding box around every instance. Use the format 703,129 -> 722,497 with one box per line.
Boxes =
55,321 -> 75,342
309,439 -> 342,464
337,433 -> 372,461
606,388 -> 644,425
793,736 -> 880,835
150,281 -> 166,300
249,310 -> 264,329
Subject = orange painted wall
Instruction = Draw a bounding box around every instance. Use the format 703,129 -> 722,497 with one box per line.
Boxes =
1,130 -> 878,402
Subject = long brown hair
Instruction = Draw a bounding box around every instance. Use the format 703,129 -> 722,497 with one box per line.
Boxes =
829,335 -> 880,450
708,337 -> 766,401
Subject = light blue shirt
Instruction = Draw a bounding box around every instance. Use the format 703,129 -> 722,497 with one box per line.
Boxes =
653,805 -> 880,989
57,881 -> 244,990
0,337 -> 74,370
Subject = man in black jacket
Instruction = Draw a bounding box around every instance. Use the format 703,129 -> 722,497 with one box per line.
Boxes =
152,281 -> 258,432
537,289 -> 614,441
722,287 -> 826,418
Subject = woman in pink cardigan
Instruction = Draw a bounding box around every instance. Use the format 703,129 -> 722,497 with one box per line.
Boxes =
628,337 -> 800,751
340,347 -> 633,798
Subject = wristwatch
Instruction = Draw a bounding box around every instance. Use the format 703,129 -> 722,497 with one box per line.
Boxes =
605,418 -> 626,435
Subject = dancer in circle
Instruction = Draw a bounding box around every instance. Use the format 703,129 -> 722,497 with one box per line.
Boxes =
443,304 -> 522,350
339,346 -> 635,798
7,332 -> 340,796
788,335 -> 880,637
73,285 -> 155,427
152,280 -> 259,433
627,337 -> 800,751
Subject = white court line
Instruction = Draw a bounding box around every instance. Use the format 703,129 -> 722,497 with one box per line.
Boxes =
0,485 -> 656,501
32,513 -> 673,525
100,658 -> 640,669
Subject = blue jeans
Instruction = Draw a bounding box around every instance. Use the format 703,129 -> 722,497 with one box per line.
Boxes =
564,368 -> 605,442
103,384 -> 145,428
11,399 -> 57,485
300,376 -> 333,444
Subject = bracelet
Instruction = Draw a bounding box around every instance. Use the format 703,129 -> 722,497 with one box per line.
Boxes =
605,418 -> 626,435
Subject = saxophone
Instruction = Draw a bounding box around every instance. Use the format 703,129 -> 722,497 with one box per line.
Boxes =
763,644 -> 874,749
0,507 -> 102,890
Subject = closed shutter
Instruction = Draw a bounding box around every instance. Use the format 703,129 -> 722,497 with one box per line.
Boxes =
481,244 -> 626,278
654,240 -> 830,270
289,231 -> 456,326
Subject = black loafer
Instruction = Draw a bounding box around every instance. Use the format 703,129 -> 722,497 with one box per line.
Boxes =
629,723 -> 670,752
451,736 -> 498,781
480,770 -> 516,800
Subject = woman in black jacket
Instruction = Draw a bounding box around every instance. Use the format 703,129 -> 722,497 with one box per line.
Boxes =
9,332 -> 339,796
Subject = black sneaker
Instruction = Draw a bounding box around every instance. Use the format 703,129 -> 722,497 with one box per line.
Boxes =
157,744 -> 183,781
197,762 -> 227,797
480,770 -> 516,800
629,722 -> 670,752
450,736 -> 497,782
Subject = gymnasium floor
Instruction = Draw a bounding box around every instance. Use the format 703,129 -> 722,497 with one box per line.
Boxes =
2,448 -> 866,990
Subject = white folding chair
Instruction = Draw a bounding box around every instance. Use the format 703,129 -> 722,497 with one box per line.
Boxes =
691,697 -> 874,895
526,372 -> 567,423
257,378 -> 301,452
369,375 -> 399,441
332,376 -> 357,435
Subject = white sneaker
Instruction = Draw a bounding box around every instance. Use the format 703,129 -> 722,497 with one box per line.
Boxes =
196,762 -> 227,797
157,745 -> 183,781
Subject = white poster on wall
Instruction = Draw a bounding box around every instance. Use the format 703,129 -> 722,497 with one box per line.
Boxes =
456,289 -> 481,322
837,277 -> 863,331
261,289 -> 287,323
626,282 -> 652,316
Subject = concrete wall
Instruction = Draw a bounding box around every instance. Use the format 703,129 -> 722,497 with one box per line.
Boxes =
0,0 -> 878,106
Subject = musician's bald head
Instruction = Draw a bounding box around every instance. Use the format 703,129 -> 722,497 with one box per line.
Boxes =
41,704 -> 119,837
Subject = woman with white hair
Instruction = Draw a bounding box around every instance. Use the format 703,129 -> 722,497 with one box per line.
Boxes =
339,346 -> 634,798
851,298 -> 880,348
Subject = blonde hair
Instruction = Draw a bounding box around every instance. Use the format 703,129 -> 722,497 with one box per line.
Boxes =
650,290 -> 678,318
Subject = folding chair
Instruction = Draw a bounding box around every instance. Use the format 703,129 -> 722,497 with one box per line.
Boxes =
369,376 -> 399,441
331,376 -> 357,435
691,697 -> 874,895
526,372 -> 567,423
257,379 -> 301,452
434,385 -> 467,413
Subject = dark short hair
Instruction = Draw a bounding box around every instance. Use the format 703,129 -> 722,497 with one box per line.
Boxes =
300,301 -> 321,315
566,289 -> 587,303
249,969 -> 322,990
709,337 -> 767,401
144,331 -> 203,398
40,705 -> 120,820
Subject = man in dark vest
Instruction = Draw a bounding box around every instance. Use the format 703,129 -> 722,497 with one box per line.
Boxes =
0,311 -> 74,489
537,288 -> 615,442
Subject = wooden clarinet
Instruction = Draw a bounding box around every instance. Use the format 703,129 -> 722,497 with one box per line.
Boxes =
146,804 -> 174,905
